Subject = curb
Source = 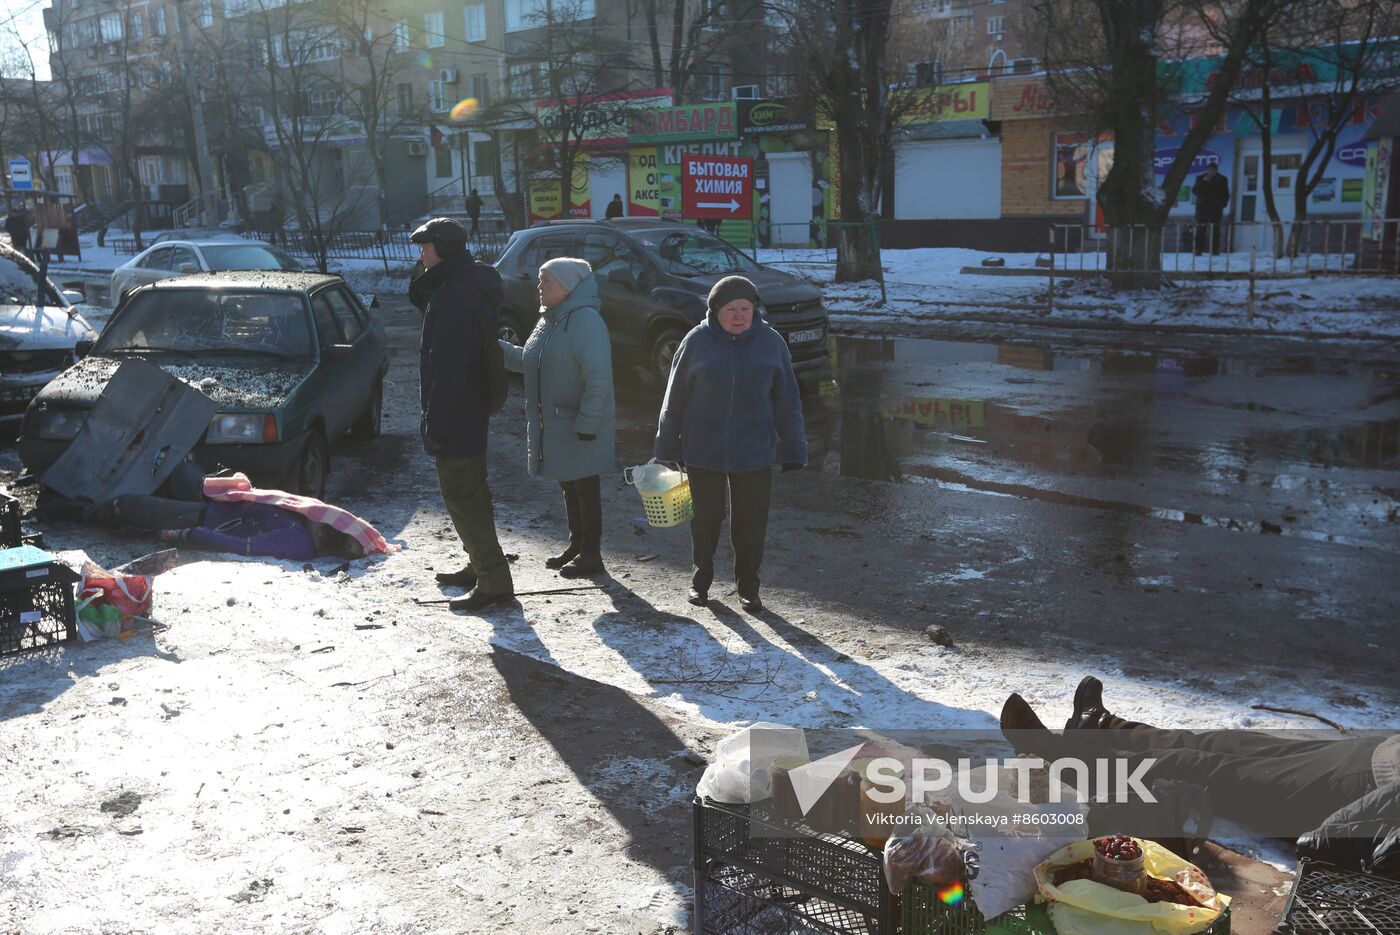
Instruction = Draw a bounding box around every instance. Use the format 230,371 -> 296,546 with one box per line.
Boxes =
827,305 -> 1400,343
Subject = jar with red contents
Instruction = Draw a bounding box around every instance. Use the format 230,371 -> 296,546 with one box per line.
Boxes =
1091,834 -> 1146,892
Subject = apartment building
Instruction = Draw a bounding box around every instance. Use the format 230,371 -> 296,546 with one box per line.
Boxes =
40,0 -> 194,225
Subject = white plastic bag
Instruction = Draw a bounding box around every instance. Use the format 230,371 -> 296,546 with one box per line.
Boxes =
624,462 -> 687,495
696,723 -> 808,804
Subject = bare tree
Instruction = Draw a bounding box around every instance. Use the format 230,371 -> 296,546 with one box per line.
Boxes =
325,0 -> 423,229
634,0 -> 766,104
234,0 -> 379,270
1234,0 -> 1400,256
777,0 -> 902,282
1027,0 -> 1277,283
485,0 -> 640,219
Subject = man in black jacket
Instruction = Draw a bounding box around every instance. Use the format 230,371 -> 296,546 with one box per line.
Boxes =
414,217 -> 514,611
1192,164 -> 1230,256
1002,678 -> 1399,878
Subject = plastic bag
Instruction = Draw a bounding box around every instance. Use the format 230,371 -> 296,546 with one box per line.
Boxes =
73,549 -> 175,642
696,723 -> 808,804
76,575 -> 152,640
1034,838 -> 1229,935
883,806 -> 964,895
624,463 -> 687,495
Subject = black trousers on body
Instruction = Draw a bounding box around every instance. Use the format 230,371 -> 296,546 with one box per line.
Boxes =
687,465 -> 772,598
559,474 -> 602,554
1045,714 -> 1382,836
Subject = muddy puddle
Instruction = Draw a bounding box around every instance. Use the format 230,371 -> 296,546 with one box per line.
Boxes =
615,334 -> 1399,553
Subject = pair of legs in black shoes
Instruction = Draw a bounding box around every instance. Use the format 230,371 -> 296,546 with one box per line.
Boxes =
1000,677 -> 1384,839
546,475 -> 605,577
686,466 -> 770,614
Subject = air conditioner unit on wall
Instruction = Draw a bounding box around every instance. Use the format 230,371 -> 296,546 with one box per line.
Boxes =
408,141 -> 427,156
731,85 -> 759,100
440,68 -> 458,84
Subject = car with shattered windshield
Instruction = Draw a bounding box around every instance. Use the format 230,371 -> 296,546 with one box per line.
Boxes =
494,219 -> 829,384
0,242 -> 96,422
18,271 -> 386,498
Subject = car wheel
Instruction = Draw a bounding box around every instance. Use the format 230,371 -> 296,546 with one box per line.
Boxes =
498,311 -> 526,346
350,377 -> 383,441
296,430 -> 329,499
650,327 -> 687,386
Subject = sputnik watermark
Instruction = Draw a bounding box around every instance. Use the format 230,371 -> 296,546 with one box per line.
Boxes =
784,749 -> 1157,820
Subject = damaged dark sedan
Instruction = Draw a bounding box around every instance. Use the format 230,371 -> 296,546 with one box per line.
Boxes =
18,271 -> 387,498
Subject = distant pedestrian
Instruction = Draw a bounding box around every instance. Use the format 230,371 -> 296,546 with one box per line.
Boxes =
413,216 -> 515,612
500,258 -> 615,578
604,194 -> 624,220
465,188 -> 483,234
4,207 -> 30,256
1192,163 -> 1230,256
654,275 -> 807,614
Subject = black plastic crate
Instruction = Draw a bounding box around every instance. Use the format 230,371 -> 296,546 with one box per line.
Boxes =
0,547 -> 79,656
694,798 -> 897,935
1276,860 -> 1400,934
0,494 -> 20,549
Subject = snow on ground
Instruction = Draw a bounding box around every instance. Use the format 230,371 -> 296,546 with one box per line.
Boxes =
49,235 -> 1399,340
755,246 -> 1400,339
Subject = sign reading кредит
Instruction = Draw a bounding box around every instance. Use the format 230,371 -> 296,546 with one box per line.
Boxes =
681,153 -> 753,219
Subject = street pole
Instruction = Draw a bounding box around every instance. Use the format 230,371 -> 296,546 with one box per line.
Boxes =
174,0 -> 219,227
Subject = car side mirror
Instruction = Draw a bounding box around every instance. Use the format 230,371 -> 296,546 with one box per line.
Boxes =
179,263 -> 199,274
75,337 -> 94,359
357,293 -> 380,309
62,289 -> 85,304
325,343 -> 353,359
606,267 -> 634,288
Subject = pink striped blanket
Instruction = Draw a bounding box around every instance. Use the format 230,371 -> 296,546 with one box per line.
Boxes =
202,473 -> 393,556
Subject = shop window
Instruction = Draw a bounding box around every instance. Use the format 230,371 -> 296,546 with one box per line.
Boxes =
1052,133 -> 1091,200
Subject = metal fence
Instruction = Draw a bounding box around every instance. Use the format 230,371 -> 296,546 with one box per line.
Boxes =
1050,218 -> 1400,279
107,228 -> 514,268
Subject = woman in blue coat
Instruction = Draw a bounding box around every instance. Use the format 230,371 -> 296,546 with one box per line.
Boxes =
501,258 -> 616,577
654,275 -> 807,612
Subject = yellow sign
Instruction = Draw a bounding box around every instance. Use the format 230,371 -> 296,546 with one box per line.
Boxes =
628,148 -> 660,216
529,158 -> 591,222
898,82 -> 990,124
883,398 -> 985,428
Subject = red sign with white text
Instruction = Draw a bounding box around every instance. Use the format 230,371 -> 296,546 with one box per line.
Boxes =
681,153 -> 754,219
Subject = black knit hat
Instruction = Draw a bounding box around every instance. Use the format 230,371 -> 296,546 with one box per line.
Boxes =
410,217 -> 468,247
707,275 -> 761,312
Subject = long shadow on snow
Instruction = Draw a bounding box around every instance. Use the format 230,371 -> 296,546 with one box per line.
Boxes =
0,632 -> 181,721
587,586 -> 993,731
489,626 -> 696,920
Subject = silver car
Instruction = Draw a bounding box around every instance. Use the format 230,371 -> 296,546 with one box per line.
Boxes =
0,243 -> 95,423
111,237 -> 305,303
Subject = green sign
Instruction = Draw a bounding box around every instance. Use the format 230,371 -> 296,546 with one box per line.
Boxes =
629,102 -> 738,144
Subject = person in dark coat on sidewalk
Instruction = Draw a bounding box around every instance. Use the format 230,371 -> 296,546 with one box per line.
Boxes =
604,194 -> 624,219
1192,163 -> 1230,256
654,275 -> 807,613
1002,677 -> 1400,878
4,208 -> 30,256
465,188 -> 483,234
414,216 -> 514,612
500,258 -> 616,578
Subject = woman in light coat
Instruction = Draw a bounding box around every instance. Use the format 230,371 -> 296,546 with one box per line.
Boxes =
500,258 -> 616,577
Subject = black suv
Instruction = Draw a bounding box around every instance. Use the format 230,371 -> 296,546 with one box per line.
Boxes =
494,219 -> 829,383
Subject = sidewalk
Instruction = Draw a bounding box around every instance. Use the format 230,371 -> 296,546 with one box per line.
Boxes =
758,247 -> 1400,341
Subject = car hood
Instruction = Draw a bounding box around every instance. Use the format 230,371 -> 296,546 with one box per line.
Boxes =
671,265 -> 823,306
0,304 -> 93,351
39,355 -> 315,410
